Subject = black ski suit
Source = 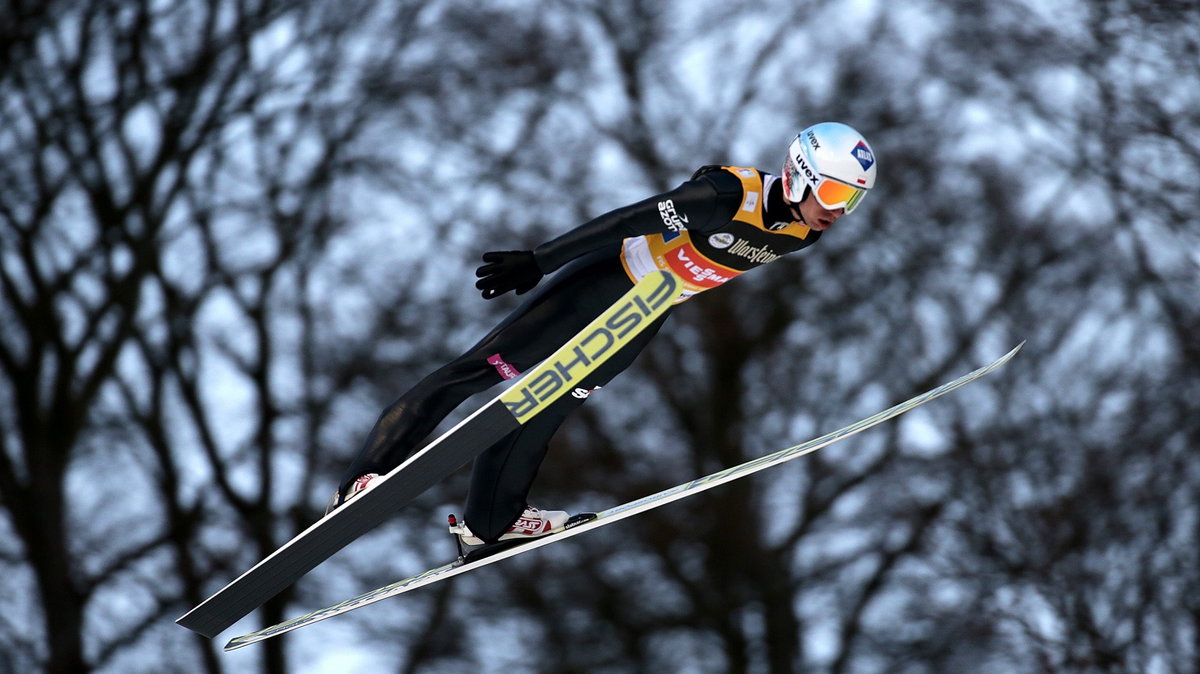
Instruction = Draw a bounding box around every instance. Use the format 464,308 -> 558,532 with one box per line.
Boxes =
339,165 -> 823,543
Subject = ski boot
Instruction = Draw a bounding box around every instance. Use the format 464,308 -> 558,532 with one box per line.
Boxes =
447,506 -> 597,564
324,473 -> 379,516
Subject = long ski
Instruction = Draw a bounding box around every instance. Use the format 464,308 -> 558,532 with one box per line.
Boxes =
177,270 -> 680,639
224,342 -> 1023,650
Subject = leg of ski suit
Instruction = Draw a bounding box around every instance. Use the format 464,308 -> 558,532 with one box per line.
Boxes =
339,249 -> 670,541
464,306 -> 666,542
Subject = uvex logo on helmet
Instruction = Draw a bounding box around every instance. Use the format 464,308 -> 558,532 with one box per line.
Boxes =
792,152 -> 820,186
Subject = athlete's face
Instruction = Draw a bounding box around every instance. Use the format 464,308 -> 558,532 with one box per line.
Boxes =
790,192 -> 844,231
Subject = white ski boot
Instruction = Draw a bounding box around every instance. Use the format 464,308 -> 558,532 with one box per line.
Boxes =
324,473 -> 379,516
448,505 -> 570,546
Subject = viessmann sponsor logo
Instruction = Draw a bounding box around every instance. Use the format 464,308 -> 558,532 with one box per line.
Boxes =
501,272 -> 678,422
673,248 -> 733,286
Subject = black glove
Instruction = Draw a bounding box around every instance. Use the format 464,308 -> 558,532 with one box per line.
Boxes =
474,250 -> 544,299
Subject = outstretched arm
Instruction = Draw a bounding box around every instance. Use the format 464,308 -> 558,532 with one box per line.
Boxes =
475,171 -> 742,299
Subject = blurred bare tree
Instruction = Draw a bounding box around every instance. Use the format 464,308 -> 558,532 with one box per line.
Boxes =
1,0 -> 1196,672
0,0 -> 560,670
0,0 -> 400,670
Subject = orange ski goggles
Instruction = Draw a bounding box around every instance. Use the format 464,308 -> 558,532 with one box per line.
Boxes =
812,177 -> 867,213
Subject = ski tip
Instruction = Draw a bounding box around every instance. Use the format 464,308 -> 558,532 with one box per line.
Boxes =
1004,341 -> 1025,360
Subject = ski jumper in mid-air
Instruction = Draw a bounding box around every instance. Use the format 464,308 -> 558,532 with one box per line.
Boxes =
330,122 -> 879,545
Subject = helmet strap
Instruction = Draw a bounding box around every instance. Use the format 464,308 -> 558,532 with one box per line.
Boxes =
791,185 -> 811,224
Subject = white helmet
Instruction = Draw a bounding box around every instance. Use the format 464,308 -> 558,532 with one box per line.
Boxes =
782,122 -> 877,213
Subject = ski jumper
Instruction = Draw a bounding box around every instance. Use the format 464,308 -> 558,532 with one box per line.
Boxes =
340,166 -> 823,543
